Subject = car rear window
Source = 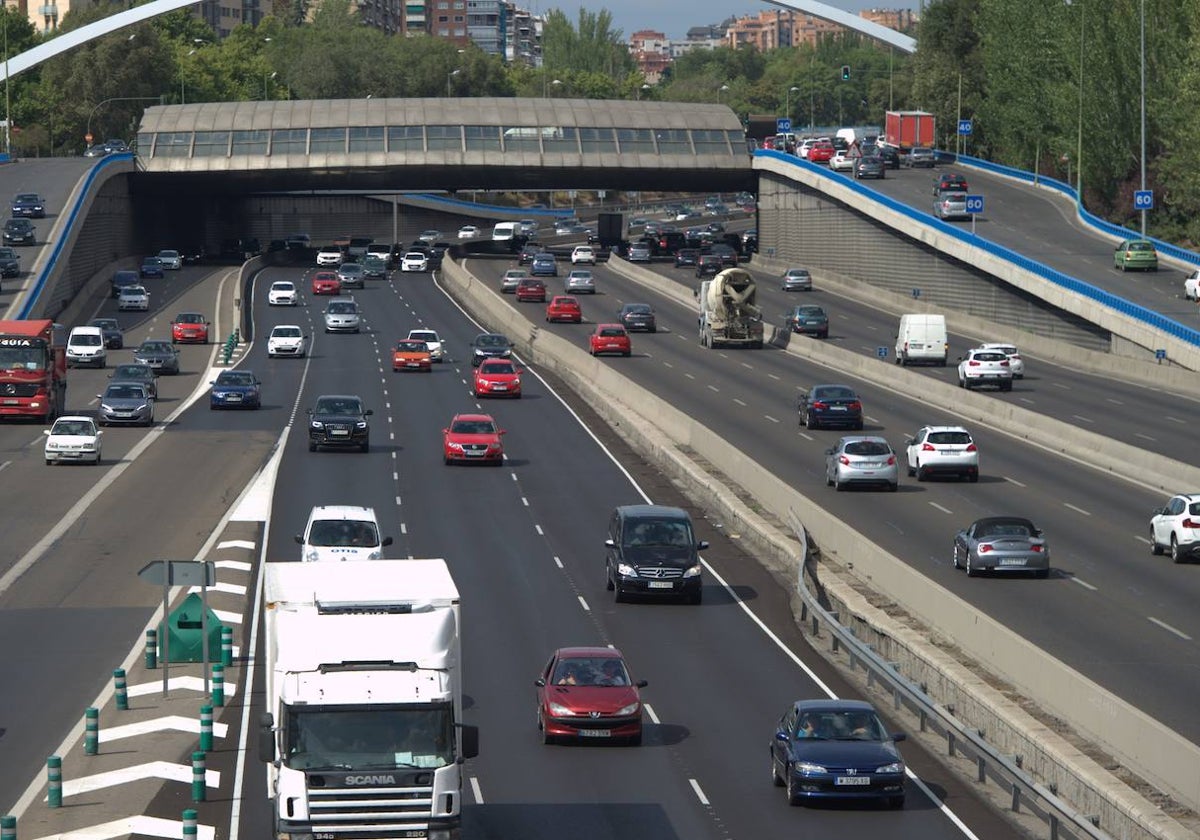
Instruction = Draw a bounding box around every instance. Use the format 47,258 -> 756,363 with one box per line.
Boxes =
928,431 -> 972,445
599,327 -> 626,337
844,440 -> 891,456
977,522 -> 1034,538
974,353 -> 1007,362
815,387 -> 855,400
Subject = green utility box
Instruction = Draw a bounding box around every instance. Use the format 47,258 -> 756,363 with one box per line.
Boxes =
158,593 -> 224,663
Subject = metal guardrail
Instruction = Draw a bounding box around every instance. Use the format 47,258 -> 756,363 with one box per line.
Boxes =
755,149 -> 1200,349
17,152 -> 134,320
787,508 -> 1111,840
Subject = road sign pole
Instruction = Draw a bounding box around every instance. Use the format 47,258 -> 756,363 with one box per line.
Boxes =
162,575 -> 170,698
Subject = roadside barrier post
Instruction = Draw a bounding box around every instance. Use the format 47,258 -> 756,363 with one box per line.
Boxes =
1,815 -> 15,840
46,757 -> 62,808
114,668 -> 128,711
211,664 -> 225,708
182,809 -> 197,840
199,705 -> 213,752
191,752 -> 206,802
84,708 -> 99,755
145,629 -> 157,669
220,626 -> 233,667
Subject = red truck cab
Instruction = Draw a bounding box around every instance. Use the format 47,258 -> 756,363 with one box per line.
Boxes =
0,319 -> 68,423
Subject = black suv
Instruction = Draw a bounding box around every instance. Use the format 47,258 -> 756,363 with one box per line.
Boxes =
605,504 -> 707,604
307,394 -> 372,452
110,269 -> 141,298
3,218 -> 35,245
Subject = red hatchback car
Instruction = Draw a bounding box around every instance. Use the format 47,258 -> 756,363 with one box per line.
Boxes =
588,324 -> 631,357
808,142 -> 835,163
170,312 -> 210,344
473,359 -> 522,398
311,271 -> 341,295
442,413 -> 505,465
516,277 -> 547,302
545,295 -> 582,323
535,646 -> 646,745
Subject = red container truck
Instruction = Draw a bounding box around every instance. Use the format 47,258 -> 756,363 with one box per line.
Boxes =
884,111 -> 936,149
0,319 -> 67,423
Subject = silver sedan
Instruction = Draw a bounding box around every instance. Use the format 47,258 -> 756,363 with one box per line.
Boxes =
564,270 -> 596,294
96,382 -> 155,426
952,517 -> 1050,578
824,436 -> 898,492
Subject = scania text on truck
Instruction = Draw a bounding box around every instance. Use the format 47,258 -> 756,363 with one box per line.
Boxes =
698,269 -> 764,349
259,560 -> 479,840
0,319 -> 67,423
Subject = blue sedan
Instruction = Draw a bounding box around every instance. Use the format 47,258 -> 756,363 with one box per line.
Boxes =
770,699 -> 907,808
209,370 -> 262,410
140,257 -> 165,278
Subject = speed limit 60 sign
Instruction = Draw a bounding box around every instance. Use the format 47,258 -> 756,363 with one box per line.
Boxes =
965,195 -> 984,214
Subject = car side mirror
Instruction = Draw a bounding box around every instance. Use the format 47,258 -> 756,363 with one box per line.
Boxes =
697,540 -> 709,550
294,534 -> 303,544
42,429 -> 50,437
364,409 -> 373,416
441,428 -> 449,435
381,536 -> 394,547
95,394 -> 102,400
534,677 -> 546,687
498,429 -> 507,436
905,438 -> 914,446
890,732 -> 907,743
208,381 -> 215,386
775,730 -> 790,743
605,538 -> 616,548
635,679 -> 648,688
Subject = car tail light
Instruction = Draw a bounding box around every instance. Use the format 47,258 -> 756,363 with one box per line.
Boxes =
838,455 -> 851,465
921,443 -> 936,451
1182,518 -> 1200,529
968,360 -> 980,366
999,359 -> 1010,366
965,443 -> 977,452
1030,545 -> 1044,552
886,455 -> 895,465
812,400 -> 828,410
848,401 -> 862,410
979,544 -> 994,553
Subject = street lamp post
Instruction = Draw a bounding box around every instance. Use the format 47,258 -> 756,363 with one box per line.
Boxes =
446,68 -> 460,97
86,96 -> 163,149
718,83 -> 729,104
786,85 -> 799,125
1077,0 -> 1084,199
264,71 -> 276,101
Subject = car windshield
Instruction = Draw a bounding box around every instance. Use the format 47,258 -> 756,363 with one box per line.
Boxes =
113,366 -> 150,379
843,440 -> 891,456
139,342 -> 172,353
91,319 -> 118,329
217,372 -> 254,386
481,362 -> 515,374
308,519 -> 380,547
106,385 -> 146,399
795,710 -> 886,741
405,253 -> 425,260
451,418 -> 496,434
272,283 -> 295,291
176,314 -> 204,324
396,341 -> 427,352
159,250 -> 179,258
143,259 -> 160,266
273,327 -> 302,338
813,386 -> 855,400
927,431 -> 972,445
72,334 -> 101,347
327,302 -> 357,314
476,335 -> 508,348
52,420 -> 94,436
409,331 -> 437,342
123,287 -> 147,296
625,519 -> 693,547
624,304 -> 651,314
341,264 -> 362,273
314,398 -> 362,416
552,658 -> 630,687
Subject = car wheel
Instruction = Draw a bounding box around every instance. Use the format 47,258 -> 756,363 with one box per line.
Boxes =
888,796 -> 905,809
1151,530 -> 1164,555
44,458 -> 52,466
628,729 -> 643,747
834,475 -> 845,491
906,462 -> 916,477
606,568 -> 615,591
853,421 -> 863,431
1002,382 -> 1013,392
917,465 -> 928,482
623,350 -> 631,357
1171,536 -> 1182,564
1035,568 -> 1050,579
771,753 -> 784,787
539,714 -> 555,746
888,482 -> 898,492
785,765 -> 802,806
952,544 -> 961,570
360,441 -> 370,453
967,471 -> 979,483
805,414 -> 817,430
965,553 -> 978,577
309,441 -> 317,452
613,582 -> 625,603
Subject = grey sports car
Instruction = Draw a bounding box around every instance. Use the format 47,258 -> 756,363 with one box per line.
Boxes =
952,517 -> 1050,578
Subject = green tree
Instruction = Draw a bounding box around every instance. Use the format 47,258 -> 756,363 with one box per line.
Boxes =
541,8 -> 634,80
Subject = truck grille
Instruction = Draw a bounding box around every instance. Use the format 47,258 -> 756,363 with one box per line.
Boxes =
308,783 -> 435,834
0,383 -> 39,397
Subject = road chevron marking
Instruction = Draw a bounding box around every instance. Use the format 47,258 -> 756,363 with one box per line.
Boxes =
127,676 -> 238,699
31,815 -> 216,840
186,582 -> 248,596
59,761 -> 222,798
215,540 -> 255,551
98,716 -> 229,743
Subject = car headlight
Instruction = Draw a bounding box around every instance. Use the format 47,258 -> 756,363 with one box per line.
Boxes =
617,563 -> 636,577
304,549 -> 320,562
512,377 -> 520,386
683,563 -> 702,578
796,761 -> 827,774
310,421 -> 324,429
876,761 -> 904,774
615,702 -> 640,716
138,403 -> 150,411
547,701 -> 572,717
355,421 -> 368,430
46,441 -> 61,450
101,404 -> 113,412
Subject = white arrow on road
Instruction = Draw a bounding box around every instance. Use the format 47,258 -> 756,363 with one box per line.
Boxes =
32,815 -> 215,840
98,715 -> 228,744
55,760 -> 221,798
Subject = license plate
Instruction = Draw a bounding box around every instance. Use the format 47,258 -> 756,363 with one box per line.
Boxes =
331,429 -> 349,436
3,399 -> 16,405
647,581 -> 674,589
578,729 -> 611,738
227,395 -> 242,401
830,406 -> 847,411
999,558 -> 1027,566
407,362 -> 422,367
492,385 -> 507,390
835,776 -> 872,786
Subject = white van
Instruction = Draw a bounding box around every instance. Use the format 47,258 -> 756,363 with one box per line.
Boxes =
492,221 -> 519,242
66,325 -> 107,368
836,127 -> 859,147
295,505 -> 393,562
895,313 -> 948,367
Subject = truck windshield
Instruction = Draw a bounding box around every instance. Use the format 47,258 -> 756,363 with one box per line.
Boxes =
0,347 -> 46,370
284,707 -> 454,771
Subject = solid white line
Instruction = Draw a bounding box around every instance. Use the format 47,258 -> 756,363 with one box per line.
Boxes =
688,778 -> 710,806
929,502 -> 953,515
469,776 -> 484,804
1071,415 -> 1093,424
764,415 -> 779,423
1003,476 -> 1026,488
643,703 -> 660,725
1148,617 -> 1192,640
1063,502 -> 1091,516
127,676 -> 238,698
733,398 -> 747,407
1071,577 -> 1098,591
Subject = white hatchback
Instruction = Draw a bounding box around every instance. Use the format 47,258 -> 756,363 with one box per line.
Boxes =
978,342 -> 1025,378
267,324 -> 307,358
1184,270 -> 1200,301
117,285 -> 150,311
956,347 -> 1012,391
43,415 -> 103,465
407,328 -> 444,361
401,251 -> 429,272
268,280 -> 298,306
829,151 -> 855,172
904,425 -> 979,482
571,245 -> 596,265
296,505 -> 393,562
457,225 -> 480,239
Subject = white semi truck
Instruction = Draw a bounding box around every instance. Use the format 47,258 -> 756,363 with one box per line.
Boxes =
698,268 -> 764,349
259,560 -> 479,840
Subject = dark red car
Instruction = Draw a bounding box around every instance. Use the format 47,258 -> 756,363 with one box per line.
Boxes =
588,324 -> 631,357
535,646 -> 646,745
516,277 -> 547,302
442,413 -> 505,465
311,271 -> 341,295
472,359 -> 522,398
808,142 -> 835,163
545,295 -> 582,323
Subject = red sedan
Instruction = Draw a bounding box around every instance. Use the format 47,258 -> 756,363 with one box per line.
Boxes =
311,271 -> 341,295
473,359 -> 522,398
535,646 -> 646,745
170,312 -> 210,344
545,295 -> 582,323
588,324 -> 632,357
442,413 -> 506,465
516,277 -> 547,302
808,142 -> 835,163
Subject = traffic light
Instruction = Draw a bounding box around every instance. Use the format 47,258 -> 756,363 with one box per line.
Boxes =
841,65 -> 851,81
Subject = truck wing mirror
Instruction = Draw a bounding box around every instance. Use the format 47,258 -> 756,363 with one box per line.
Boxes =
381,536 -> 394,547
257,713 -> 276,763
458,724 -> 480,760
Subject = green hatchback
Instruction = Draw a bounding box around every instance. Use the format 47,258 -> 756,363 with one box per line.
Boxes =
1114,239 -> 1158,271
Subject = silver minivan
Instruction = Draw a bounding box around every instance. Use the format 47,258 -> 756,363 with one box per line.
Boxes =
323,297 -> 361,333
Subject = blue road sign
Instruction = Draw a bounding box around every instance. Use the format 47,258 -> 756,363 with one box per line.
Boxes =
965,195 -> 984,214
777,117 -> 792,133
958,119 -> 973,135
1155,349 -> 1167,360
876,346 -> 888,359
1134,190 -> 1154,211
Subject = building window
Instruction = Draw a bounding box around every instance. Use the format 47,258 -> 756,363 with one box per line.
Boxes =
387,125 -> 424,151
577,127 -> 616,154
136,133 -> 154,155
270,128 -> 308,155
654,128 -> 691,154
463,125 -> 501,152
349,126 -> 385,153
231,130 -> 269,155
542,126 -> 578,154
154,132 -> 193,158
192,131 -> 231,157
691,129 -> 731,155
500,126 -> 543,152
615,127 -> 655,154
724,130 -> 747,155
309,127 -> 346,154
426,125 -> 462,152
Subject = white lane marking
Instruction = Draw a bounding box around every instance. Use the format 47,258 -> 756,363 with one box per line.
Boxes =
186,582 -> 247,596
1106,398 -> 1124,405
535,524 -> 544,535
396,495 -> 402,506
553,555 -> 563,569
470,776 -> 484,804
213,608 -> 243,625
216,539 -> 255,551
1071,577 -> 1098,591
765,415 -> 779,423
1135,433 -> 1156,441
393,471 -> 399,480
60,761 -> 222,797
1133,536 -> 1151,545
27,816 -> 216,840
100,715 -> 229,743
577,595 -> 590,611
1071,415 -> 1093,424
128,676 -> 238,698
400,523 -> 408,535
797,431 -> 814,441
741,362 -> 754,369
1003,476 -> 1026,488
1166,416 -> 1186,424
767,373 -> 780,380
663,361 -> 674,368
684,372 -> 695,380
864,414 -> 879,424
929,502 -> 953,515
521,497 -> 530,507
1148,617 -> 1192,641
1019,397 -> 1036,405
707,385 -> 719,392
733,398 -> 747,406
1052,382 -> 1071,390
644,703 -> 661,724
215,560 -> 252,572
689,778 -> 710,806
0,460 -> 10,473
1063,502 -> 1091,516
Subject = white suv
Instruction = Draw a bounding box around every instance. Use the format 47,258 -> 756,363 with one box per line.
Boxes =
1150,494 -> 1200,563
316,246 -> 343,266
956,347 -> 1012,391
978,342 -> 1024,378
904,425 -> 979,482
295,505 -> 393,562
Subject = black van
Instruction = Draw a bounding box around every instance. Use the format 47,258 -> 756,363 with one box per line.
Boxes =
605,504 -> 707,604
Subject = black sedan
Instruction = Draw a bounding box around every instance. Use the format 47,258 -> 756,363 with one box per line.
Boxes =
0,246 -> 20,278
784,305 -> 829,338
133,340 -> 180,375
108,363 -> 158,398
140,257 -> 165,279
798,384 -> 863,430
209,370 -> 262,410
618,303 -> 657,333
307,394 -> 372,452
88,317 -> 124,349
11,193 -> 46,218
674,248 -> 700,268
470,332 -> 514,367
952,517 -> 1050,578
854,155 -> 886,180
770,699 -> 906,808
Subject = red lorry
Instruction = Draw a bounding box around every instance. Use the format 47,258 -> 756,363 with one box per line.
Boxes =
0,319 -> 67,423
884,111 -> 936,149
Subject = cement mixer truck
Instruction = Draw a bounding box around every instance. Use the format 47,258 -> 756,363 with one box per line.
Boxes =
697,268 -> 763,349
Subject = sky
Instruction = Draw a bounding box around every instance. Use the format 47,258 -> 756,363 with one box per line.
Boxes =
541,0 -> 902,40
